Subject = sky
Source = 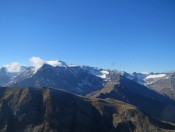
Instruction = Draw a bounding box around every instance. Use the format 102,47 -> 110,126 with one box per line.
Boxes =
0,0 -> 175,72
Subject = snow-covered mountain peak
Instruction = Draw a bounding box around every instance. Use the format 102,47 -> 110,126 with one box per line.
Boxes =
80,66 -> 110,80
140,72 -> 150,75
29,57 -> 78,73
47,60 -> 66,67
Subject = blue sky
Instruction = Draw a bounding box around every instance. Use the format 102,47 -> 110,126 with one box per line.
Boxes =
0,0 -> 175,72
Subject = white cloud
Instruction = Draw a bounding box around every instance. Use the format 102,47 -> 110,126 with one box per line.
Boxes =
5,62 -> 23,73
30,57 -> 66,70
30,57 -> 45,69
2,57 -> 67,73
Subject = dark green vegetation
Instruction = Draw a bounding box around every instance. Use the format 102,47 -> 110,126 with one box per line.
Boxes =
0,87 -> 175,132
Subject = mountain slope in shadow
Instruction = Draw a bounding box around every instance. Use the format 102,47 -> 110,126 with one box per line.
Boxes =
0,87 -> 174,132
90,75 -> 175,124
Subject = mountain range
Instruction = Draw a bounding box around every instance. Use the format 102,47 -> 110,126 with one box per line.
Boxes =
0,60 -> 175,131
1,60 -> 174,99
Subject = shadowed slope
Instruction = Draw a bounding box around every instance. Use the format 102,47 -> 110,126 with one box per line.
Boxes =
90,75 -> 175,123
0,87 -> 174,132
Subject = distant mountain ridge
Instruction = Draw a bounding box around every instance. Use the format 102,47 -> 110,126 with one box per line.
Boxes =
0,60 -> 175,99
129,72 -> 175,100
89,75 -> 175,123
0,60 -> 175,128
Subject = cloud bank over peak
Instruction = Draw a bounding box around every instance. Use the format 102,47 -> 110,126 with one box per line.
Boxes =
47,60 -> 64,67
5,62 -> 23,73
2,57 -> 69,73
30,57 -> 67,70
30,57 -> 45,70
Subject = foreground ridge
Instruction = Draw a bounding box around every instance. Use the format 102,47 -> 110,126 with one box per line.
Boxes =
0,87 -> 174,132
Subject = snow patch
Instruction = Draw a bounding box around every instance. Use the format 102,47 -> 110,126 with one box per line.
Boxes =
47,60 -> 62,67
101,70 -> 109,75
98,70 -> 109,79
68,64 -> 77,67
145,74 -> 166,79
141,72 -> 150,75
